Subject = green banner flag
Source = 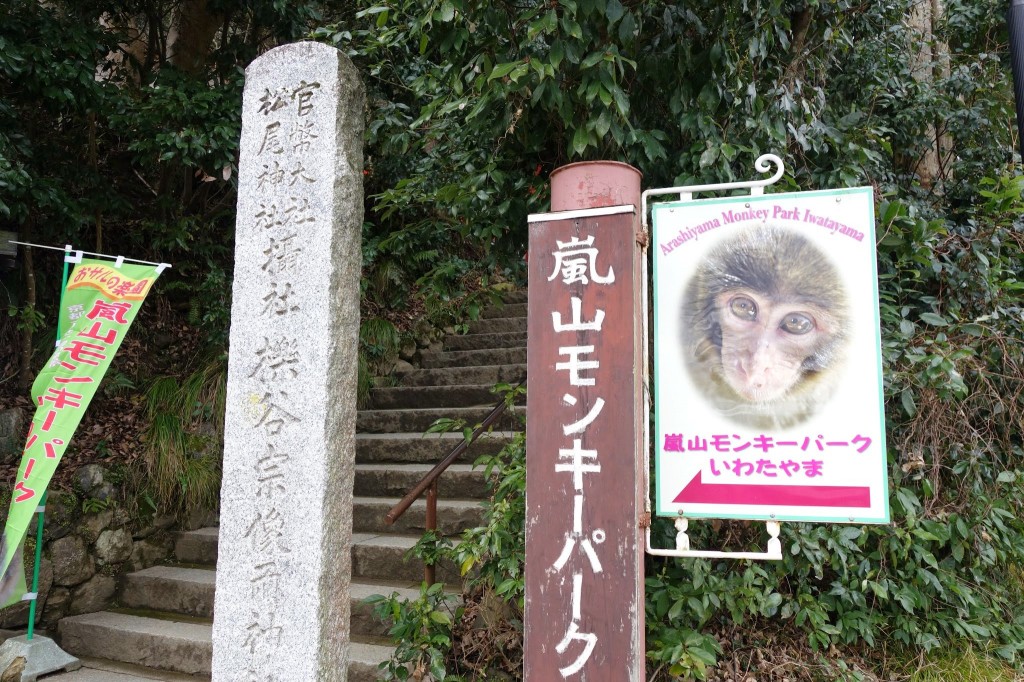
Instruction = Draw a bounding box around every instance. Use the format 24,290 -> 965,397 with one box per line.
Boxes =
0,258 -> 161,605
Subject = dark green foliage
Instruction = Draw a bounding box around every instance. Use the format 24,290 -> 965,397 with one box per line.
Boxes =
109,67 -> 243,181
0,0 -> 320,351
1,0 -> 1022,675
337,0 -> 1024,678
368,582 -> 462,680
0,1 -> 108,224
318,0 -> 1014,247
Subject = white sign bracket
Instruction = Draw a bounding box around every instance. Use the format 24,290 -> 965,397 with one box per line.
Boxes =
640,153 -> 785,228
641,153 -> 787,562
645,518 -> 783,561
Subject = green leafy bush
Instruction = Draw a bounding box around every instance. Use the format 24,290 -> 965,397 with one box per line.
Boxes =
368,582 -> 462,681
140,356 -> 226,516
352,0 -> 1024,673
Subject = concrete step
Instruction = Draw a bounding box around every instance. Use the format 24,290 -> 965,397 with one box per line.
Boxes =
349,639 -> 395,682
444,331 -> 526,351
357,405 -> 523,434
352,533 -> 461,585
480,302 -> 527,319
356,431 -> 515,464
353,496 -> 484,535
351,581 -> 462,639
355,463 -> 489,498
58,612 -> 212,676
165,532 -> 466,588
369,383 -> 518,410
117,558 -> 452,640
58,611 -> 395,681
466,316 -> 526,335
120,566 -> 215,618
350,581 -> 419,638
396,364 -> 526,388
168,515 -> 489,581
39,656 -> 211,681
174,527 -> 219,566
420,347 -> 526,369
498,289 -> 527,304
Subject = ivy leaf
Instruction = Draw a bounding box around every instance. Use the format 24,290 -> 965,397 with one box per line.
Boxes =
901,389 -> 916,417
561,17 -> 583,39
549,41 -> 564,69
618,12 -> 636,41
572,126 -> 590,155
488,62 -> 520,81
508,63 -> 530,83
867,580 -> 889,600
699,145 -> 719,168
612,86 -> 630,116
581,51 -> 604,69
606,0 -> 625,24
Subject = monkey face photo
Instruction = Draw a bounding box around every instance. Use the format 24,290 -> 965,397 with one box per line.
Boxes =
682,226 -> 850,429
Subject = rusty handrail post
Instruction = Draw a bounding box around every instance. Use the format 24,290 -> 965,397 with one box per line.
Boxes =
424,479 -> 438,585
382,378 -> 526,587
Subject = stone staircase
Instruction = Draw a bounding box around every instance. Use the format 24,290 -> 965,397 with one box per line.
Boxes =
56,291 -> 528,680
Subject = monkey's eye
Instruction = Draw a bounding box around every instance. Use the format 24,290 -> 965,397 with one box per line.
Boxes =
728,296 -> 758,321
780,313 -> 814,335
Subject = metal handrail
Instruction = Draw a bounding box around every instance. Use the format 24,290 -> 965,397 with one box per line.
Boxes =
385,379 -> 524,524
384,378 -> 525,584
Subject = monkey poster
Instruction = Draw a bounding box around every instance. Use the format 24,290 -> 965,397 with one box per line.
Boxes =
652,186 -> 889,524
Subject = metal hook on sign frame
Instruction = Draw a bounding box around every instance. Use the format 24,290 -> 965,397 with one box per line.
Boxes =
640,153 -> 785,229
639,152 -> 786,561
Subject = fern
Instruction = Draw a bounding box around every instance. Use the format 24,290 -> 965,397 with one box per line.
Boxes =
140,355 -> 226,517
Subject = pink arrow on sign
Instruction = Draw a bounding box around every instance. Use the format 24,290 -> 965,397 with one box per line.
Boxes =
672,471 -> 871,508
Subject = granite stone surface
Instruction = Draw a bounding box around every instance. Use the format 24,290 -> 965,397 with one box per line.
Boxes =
211,41 -> 364,681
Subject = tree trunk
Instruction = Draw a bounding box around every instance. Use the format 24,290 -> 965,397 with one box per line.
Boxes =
167,0 -> 223,74
97,12 -> 148,86
88,112 -> 103,253
783,7 -> 814,85
931,0 -> 954,184
906,0 -> 950,192
17,234 -> 36,393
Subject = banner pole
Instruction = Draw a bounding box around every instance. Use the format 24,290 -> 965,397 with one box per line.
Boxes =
25,493 -> 45,640
25,246 -> 72,640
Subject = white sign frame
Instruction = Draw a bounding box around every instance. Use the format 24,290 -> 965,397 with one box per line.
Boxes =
652,186 -> 889,524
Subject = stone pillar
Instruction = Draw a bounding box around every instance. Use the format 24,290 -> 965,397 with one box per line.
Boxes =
212,41 -> 364,681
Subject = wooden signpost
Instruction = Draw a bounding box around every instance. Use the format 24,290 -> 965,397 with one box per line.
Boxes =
524,162 -> 645,681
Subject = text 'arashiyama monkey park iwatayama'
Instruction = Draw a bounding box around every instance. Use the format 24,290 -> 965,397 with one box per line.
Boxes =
682,226 -> 850,429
